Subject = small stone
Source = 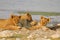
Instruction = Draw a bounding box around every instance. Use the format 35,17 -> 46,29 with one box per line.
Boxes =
51,33 -> 60,38
44,36 -> 47,38
2,38 -> 6,40
36,38 -> 51,40
16,38 -> 20,40
46,39 -> 51,40
27,34 -> 33,38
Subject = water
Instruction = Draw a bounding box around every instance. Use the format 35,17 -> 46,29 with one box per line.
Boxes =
0,11 -> 18,19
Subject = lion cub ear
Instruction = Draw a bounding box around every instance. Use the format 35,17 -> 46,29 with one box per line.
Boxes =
41,16 -> 44,19
25,12 -> 30,16
11,15 -> 15,18
19,16 -> 21,18
47,18 -> 50,22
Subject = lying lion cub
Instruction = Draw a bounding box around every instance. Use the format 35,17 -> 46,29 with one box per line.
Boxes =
29,16 -> 50,30
18,13 -> 32,28
0,14 -> 21,30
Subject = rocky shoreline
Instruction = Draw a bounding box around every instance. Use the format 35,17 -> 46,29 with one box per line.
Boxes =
0,27 -> 60,40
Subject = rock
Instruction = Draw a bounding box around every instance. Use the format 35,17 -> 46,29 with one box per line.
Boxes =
27,34 -> 33,38
1,38 -> 6,40
51,33 -> 60,38
57,23 -> 60,26
35,38 -> 51,40
0,30 -> 14,37
16,38 -> 21,40
44,36 -> 48,39
20,27 -> 30,35
41,26 -> 49,31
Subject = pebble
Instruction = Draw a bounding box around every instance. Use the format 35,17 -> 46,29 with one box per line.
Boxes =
51,33 -> 60,38
16,38 -> 20,40
35,38 -> 51,40
1,38 -> 5,40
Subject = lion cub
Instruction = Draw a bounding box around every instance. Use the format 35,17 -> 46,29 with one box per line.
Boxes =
29,16 -> 50,30
0,14 -> 21,30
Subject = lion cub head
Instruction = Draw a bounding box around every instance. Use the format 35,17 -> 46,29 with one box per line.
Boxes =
25,12 -> 32,21
9,14 -> 21,25
40,16 -> 50,26
21,12 -> 32,21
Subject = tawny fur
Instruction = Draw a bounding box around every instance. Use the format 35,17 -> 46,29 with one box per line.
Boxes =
20,13 -> 32,21
29,16 -> 50,30
0,14 -> 21,30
